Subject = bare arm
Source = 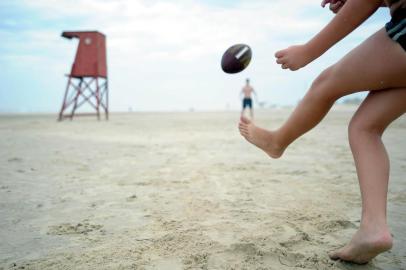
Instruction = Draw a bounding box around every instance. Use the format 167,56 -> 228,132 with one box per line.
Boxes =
275,0 -> 382,71
307,0 -> 382,59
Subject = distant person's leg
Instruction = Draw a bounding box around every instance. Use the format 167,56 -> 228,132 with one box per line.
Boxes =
249,100 -> 254,119
329,88 -> 406,264
241,99 -> 245,117
239,29 -> 406,158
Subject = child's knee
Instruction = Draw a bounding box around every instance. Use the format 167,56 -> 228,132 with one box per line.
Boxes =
348,115 -> 384,141
312,67 -> 333,88
309,66 -> 340,101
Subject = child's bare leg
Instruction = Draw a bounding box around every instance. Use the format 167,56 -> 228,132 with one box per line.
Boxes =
239,29 -> 406,158
329,88 -> 406,264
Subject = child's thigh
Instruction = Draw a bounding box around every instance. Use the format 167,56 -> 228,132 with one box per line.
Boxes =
329,28 -> 406,94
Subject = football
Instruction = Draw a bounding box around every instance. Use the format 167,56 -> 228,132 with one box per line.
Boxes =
221,44 -> 252,74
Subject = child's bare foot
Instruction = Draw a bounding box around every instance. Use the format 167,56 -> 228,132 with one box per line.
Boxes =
238,116 -> 284,159
329,225 -> 393,264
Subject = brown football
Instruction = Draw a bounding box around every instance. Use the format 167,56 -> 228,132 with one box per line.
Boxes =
221,44 -> 252,74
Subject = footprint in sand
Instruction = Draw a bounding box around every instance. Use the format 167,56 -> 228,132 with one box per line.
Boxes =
48,222 -> 103,236
206,243 -> 264,268
7,157 -> 22,163
126,194 -> 138,202
275,250 -> 306,268
182,253 -> 209,269
279,231 -> 311,249
210,242 -> 309,269
316,219 -> 356,234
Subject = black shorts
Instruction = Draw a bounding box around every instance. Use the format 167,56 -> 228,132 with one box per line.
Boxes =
385,8 -> 406,51
243,98 -> 252,109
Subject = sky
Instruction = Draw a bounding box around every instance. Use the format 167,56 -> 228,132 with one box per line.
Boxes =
0,0 -> 390,113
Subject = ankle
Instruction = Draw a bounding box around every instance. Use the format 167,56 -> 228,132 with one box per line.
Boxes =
359,221 -> 392,240
360,222 -> 388,233
360,215 -> 388,231
272,130 -> 287,151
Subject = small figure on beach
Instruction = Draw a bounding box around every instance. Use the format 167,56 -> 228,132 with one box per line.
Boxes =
240,78 -> 258,119
239,0 -> 406,264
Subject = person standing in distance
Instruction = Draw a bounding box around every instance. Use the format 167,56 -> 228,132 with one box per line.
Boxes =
240,79 -> 258,119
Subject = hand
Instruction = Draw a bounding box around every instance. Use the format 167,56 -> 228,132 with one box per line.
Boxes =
321,0 -> 346,14
275,45 -> 314,71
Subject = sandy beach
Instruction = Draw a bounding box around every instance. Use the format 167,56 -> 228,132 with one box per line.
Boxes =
0,107 -> 405,270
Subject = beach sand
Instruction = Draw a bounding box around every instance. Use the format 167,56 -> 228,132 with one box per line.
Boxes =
0,107 -> 405,270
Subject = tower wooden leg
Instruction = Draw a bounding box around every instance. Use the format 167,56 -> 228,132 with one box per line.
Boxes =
105,79 -> 109,120
58,76 -> 72,121
70,78 -> 83,120
96,78 -> 100,121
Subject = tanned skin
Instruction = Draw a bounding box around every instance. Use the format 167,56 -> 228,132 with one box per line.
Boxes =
239,0 -> 406,264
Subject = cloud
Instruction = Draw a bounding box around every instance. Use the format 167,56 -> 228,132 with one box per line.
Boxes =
0,0 -> 389,112
16,0 -> 328,60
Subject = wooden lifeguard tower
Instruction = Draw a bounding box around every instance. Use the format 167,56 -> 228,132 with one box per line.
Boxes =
58,31 -> 109,121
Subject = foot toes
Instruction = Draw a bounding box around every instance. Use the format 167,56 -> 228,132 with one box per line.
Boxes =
238,124 -> 247,130
328,251 -> 341,261
239,123 -> 248,132
240,129 -> 248,136
329,247 -> 349,262
240,129 -> 249,137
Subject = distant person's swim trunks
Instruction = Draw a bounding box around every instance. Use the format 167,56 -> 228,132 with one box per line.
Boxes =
243,98 -> 253,109
385,8 -> 406,51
